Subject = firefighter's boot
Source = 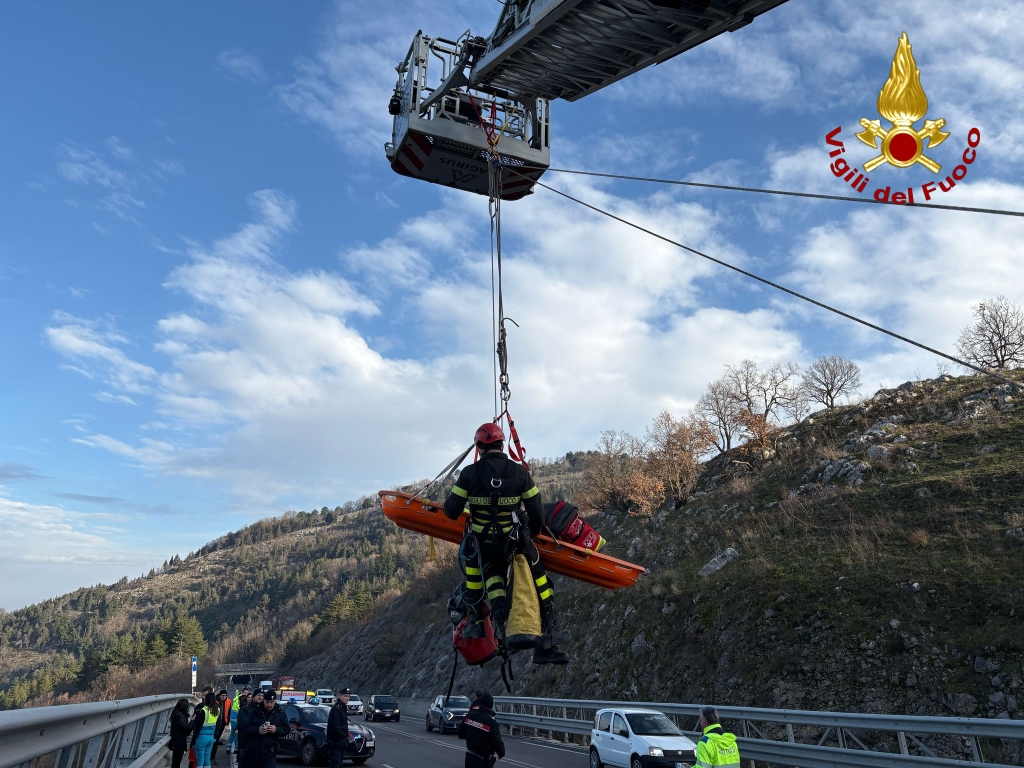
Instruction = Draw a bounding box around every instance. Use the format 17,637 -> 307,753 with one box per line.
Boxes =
532,636 -> 569,665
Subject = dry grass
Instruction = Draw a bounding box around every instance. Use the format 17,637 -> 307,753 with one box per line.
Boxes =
907,529 -> 930,548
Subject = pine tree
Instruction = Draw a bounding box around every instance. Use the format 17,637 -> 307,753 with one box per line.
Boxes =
148,634 -> 168,662
172,616 -> 207,660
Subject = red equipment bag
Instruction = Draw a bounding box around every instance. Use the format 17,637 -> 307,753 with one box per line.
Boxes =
453,606 -> 499,665
545,501 -> 607,552
189,747 -> 196,768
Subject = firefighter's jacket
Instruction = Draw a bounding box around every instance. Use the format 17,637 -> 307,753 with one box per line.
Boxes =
443,451 -> 544,536
696,723 -> 740,768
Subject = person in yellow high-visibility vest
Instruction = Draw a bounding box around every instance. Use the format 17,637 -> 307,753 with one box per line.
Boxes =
212,689 -> 232,764
696,708 -> 740,768
191,692 -> 221,768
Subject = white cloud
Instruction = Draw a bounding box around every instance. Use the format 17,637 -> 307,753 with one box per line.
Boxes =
155,158 -> 186,178
217,48 -> 267,82
106,135 -> 135,161
784,178 -> 1024,381
50,182 -> 808,508
605,1 -> 1024,160
276,0 -> 494,157
0,495 -> 156,609
45,313 -> 156,394
57,143 -> 146,221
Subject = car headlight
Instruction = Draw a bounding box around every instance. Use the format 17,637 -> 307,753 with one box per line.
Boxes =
649,747 -> 664,757
445,711 -> 453,719
394,709 -> 400,714
375,709 -> 380,713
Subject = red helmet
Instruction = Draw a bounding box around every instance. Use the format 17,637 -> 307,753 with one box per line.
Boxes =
475,422 -> 505,446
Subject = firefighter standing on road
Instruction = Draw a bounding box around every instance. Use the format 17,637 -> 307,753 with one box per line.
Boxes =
457,692 -> 505,768
443,423 -> 568,664
696,707 -> 740,768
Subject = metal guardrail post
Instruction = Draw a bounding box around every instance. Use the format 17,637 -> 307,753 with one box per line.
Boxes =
899,731 -> 910,755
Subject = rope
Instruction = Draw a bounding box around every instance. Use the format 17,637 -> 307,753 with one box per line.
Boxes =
543,167 -> 1024,219
510,169 -> 1023,393
408,443 -> 476,504
469,93 -> 515,413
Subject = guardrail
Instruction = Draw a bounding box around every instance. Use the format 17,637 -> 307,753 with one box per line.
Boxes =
0,693 -> 193,768
494,696 -> 1024,767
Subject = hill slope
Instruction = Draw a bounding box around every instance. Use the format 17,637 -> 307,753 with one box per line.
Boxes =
293,373 -> 1024,732
3,372 -> 1022,746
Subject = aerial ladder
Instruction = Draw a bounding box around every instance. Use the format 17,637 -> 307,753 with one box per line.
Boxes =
385,0 -> 789,199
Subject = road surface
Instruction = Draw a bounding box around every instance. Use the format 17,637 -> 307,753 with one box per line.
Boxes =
351,716 -> 590,768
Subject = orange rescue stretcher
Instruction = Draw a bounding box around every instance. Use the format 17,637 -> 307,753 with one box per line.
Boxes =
379,490 -> 645,590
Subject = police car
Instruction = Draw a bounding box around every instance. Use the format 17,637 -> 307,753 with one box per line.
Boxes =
590,708 -> 696,768
280,702 -> 375,765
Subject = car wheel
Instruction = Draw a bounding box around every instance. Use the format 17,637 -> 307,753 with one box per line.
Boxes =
395,715 -> 400,723
300,739 -> 318,766
630,755 -> 643,768
426,714 -> 433,731
589,747 -> 603,768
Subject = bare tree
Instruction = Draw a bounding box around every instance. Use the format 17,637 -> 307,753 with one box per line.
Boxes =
695,377 -> 743,453
801,354 -> 863,409
645,411 -> 716,503
723,359 -> 801,423
956,295 -> 1024,370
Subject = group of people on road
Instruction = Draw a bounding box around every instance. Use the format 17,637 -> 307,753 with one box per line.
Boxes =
168,684 -> 360,768
169,685 -> 290,768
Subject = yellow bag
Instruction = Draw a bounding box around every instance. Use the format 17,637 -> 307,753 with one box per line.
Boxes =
505,554 -> 543,649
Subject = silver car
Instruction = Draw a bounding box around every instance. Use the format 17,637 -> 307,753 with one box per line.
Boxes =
316,688 -> 335,706
347,694 -> 365,716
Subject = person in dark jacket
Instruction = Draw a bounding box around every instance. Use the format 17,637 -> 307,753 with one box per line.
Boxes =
241,689 -> 290,768
443,423 -> 568,664
236,690 -> 263,768
327,688 -> 356,768
457,692 -> 505,768
211,689 -> 231,764
169,699 -> 193,768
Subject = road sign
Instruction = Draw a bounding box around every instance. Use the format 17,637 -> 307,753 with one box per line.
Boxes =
191,655 -> 198,689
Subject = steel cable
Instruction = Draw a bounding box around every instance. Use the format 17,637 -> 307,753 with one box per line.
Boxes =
544,167 -> 1024,218
511,170 -> 1022,392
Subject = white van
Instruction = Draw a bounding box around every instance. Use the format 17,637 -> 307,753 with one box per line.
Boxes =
590,708 -> 697,768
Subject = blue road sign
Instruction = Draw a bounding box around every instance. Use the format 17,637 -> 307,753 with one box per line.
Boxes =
191,656 -> 198,672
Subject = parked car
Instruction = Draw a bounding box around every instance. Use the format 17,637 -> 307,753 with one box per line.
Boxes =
259,680 -> 273,692
279,702 -> 376,765
425,695 -> 471,734
590,708 -> 696,768
347,694 -> 365,716
316,689 -> 335,706
365,695 -> 400,722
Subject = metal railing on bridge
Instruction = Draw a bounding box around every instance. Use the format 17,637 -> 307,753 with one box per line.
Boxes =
494,696 -> 1024,768
0,693 -> 193,768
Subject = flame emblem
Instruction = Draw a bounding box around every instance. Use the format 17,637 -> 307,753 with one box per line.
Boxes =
855,32 -> 949,173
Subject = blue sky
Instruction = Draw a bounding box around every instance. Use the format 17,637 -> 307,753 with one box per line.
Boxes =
2,0 -> 1023,609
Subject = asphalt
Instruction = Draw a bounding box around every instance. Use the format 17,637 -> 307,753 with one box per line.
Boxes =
356,717 -> 591,768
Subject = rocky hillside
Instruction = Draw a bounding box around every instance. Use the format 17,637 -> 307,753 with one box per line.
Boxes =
293,373 -> 1024,748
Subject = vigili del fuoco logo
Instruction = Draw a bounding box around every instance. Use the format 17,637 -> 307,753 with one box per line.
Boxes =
825,32 -> 980,205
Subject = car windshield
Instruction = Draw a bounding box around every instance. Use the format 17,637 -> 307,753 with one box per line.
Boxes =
301,707 -> 331,724
626,713 -> 683,736
349,695 -> 361,702
377,697 -> 397,706
317,690 -> 332,696
443,697 -> 471,708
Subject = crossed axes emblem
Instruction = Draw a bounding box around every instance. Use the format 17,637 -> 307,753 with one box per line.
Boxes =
855,118 -> 950,173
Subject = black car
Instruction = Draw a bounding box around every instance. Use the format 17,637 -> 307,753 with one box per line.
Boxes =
425,695 -> 471,734
279,702 -> 376,765
365,695 -> 400,722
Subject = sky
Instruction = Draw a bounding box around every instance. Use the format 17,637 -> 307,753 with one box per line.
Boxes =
1,1 -> 1023,609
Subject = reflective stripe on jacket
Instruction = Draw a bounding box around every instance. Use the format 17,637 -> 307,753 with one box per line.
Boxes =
696,724 -> 740,768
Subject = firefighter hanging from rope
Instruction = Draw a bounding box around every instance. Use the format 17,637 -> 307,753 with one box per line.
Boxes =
443,422 -> 569,665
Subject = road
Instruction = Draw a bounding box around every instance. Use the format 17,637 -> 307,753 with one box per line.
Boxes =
354,717 -> 590,768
